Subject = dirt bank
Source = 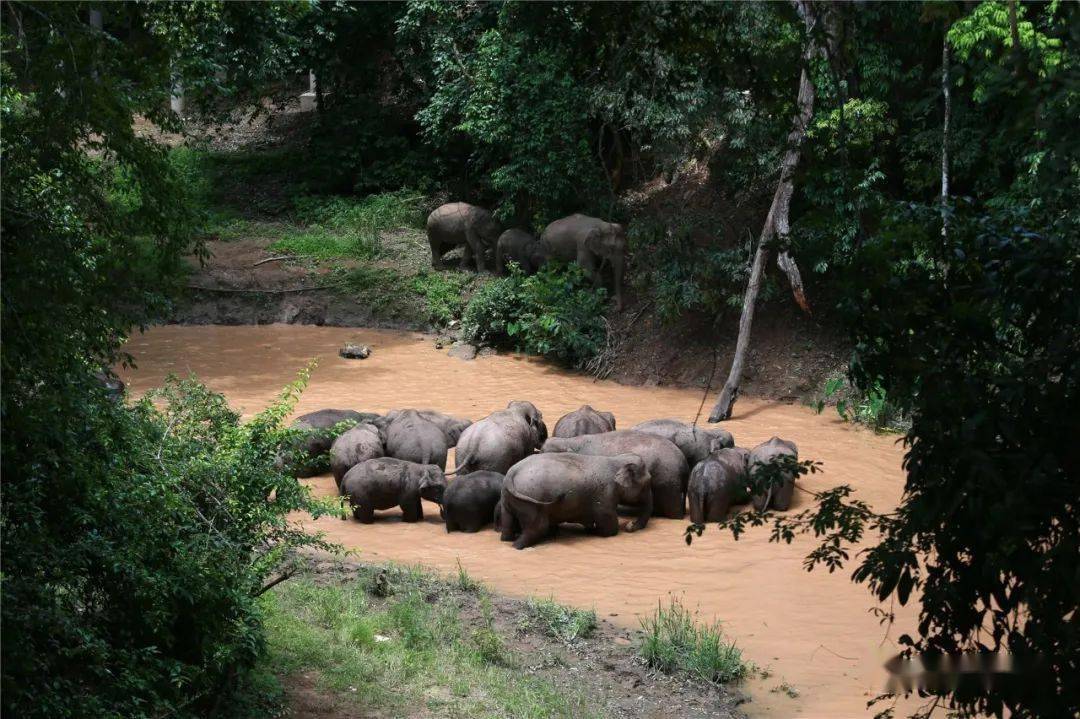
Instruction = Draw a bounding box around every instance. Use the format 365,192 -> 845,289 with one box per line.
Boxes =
120,324 -> 916,718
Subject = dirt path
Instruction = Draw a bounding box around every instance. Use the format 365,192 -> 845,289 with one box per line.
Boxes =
120,324 -> 918,718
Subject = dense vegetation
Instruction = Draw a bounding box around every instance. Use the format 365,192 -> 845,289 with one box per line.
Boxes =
2,2 -> 1077,718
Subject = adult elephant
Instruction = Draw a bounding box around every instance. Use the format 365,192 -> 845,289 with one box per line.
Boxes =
381,409 -> 472,447
427,202 -> 502,273
330,423 -> 385,489
552,405 -> 616,438
499,453 -> 651,549
286,409 -> 379,477
542,430 -> 687,518
539,213 -> 627,309
340,458 -> 447,523
688,447 -> 750,523
454,401 -> 547,475
749,437 -> 799,511
632,418 -> 734,467
495,229 -> 546,275
376,409 -> 459,471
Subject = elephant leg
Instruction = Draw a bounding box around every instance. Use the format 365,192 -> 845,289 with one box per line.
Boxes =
577,248 -> 602,287
353,503 -> 375,524
445,518 -> 458,533
653,486 -> 685,519
513,515 -> 551,550
591,508 -> 619,537
462,241 -> 476,271
400,494 -> 422,522
430,238 -> 445,269
500,504 -> 521,542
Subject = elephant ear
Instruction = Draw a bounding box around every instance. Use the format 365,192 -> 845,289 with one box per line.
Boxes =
582,227 -> 606,253
600,411 -> 616,430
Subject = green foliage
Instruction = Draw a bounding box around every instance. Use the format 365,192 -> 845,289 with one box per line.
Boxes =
639,597 -> 750,686
523,598 -> 598,645
814,374 -> 908,433
461,264 -> 608,367
411,270 -> 477,327
259,570 -> 597,717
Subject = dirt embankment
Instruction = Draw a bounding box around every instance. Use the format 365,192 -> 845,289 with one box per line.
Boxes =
165,108 -> 847,403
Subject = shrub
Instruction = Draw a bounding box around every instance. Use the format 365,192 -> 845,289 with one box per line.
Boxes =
411,270 -> 476,327
639,597 -> 749,685
461,263 -> 608,367
524,598 -> 597,644
813,373 -> 909,432
1,369 -> 336,718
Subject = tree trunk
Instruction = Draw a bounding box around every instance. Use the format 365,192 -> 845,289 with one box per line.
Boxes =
708,1 -> 818,423
940,26 -> 951,240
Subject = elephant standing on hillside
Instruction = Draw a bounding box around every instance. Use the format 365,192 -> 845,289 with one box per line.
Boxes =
340,458 -> 447,523
454,401 -> 547,475
542,430 -> 687,519
749,437 -> 799,511
427,202 -> 502,273
499,453 -> 652,549
688,447 -> 751,523
539,213 -> 628,309
376,409 -> 462,471
286,408 -> 380,477
442,471 -> 504,533
495,229 -> 546,275
632,418 -> 734,467
552,405 -> 616,438
330,423 -> 385,489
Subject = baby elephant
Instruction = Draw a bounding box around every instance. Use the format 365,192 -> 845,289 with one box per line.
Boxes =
330,423 -> 385,490
500,453 -> 652,550
340,457 -> 446,523
749,437 -> 799,511
688,447 -> 751,523
285,408 -> 380,477
442,471 -> 504,533
552,405 -> 616,438
495,229 -> 546,275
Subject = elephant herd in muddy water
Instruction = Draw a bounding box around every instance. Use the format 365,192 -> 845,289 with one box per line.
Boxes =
287,402 -> 801,550
426,202 -> 628,309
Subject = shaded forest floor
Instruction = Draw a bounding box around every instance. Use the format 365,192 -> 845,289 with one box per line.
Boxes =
159,106 -> 848,405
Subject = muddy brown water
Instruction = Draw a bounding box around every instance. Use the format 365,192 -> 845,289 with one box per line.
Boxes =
121,324 -> 920,718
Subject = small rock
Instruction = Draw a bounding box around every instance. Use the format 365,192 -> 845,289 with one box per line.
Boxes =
340,343 -> 371,359
374,634 -> 391,643
477,346 -> 497,358
434,340 -> 444,350
448,342 -> 478,361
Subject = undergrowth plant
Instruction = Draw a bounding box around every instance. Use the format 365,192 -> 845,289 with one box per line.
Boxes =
461,263 -> 608,367
524,598 -> 598,645
639,596 -> 750,685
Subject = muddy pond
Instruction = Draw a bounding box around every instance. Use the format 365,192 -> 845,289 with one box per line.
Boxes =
121,324 -> 918,718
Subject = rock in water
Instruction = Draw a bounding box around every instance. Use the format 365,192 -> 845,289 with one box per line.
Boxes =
448,342 -> 478,361
340,343 -> 371,359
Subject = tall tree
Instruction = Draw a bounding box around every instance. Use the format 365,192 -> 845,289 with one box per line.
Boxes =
708,0 -> 818,422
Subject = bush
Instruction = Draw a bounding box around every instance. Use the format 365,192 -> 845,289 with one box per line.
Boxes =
461,264 -> 608,367
639,597 -> 749,685
524,598 -> 598,644
812,374 -> 909,432
1,370 -> 336,718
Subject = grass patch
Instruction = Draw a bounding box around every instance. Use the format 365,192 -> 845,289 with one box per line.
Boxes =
256,568 -> 599,718
639,596 -> 750,685
412,270 -> 478,327
270,227 -> 382,260
523,597 -> 597,644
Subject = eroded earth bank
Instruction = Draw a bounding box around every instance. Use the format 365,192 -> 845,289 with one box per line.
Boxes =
121,324 -> 917,718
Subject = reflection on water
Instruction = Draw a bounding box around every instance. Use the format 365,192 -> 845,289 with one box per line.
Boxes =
121,324 -> 916,718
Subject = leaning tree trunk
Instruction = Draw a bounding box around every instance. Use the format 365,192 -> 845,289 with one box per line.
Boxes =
708,1 -> 819,423
940,24 -> 951,241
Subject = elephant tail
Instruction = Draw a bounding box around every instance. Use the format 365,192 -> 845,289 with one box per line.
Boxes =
505,484 -> 565,506
689,489 -> 705,524
454,450 -> 475,475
